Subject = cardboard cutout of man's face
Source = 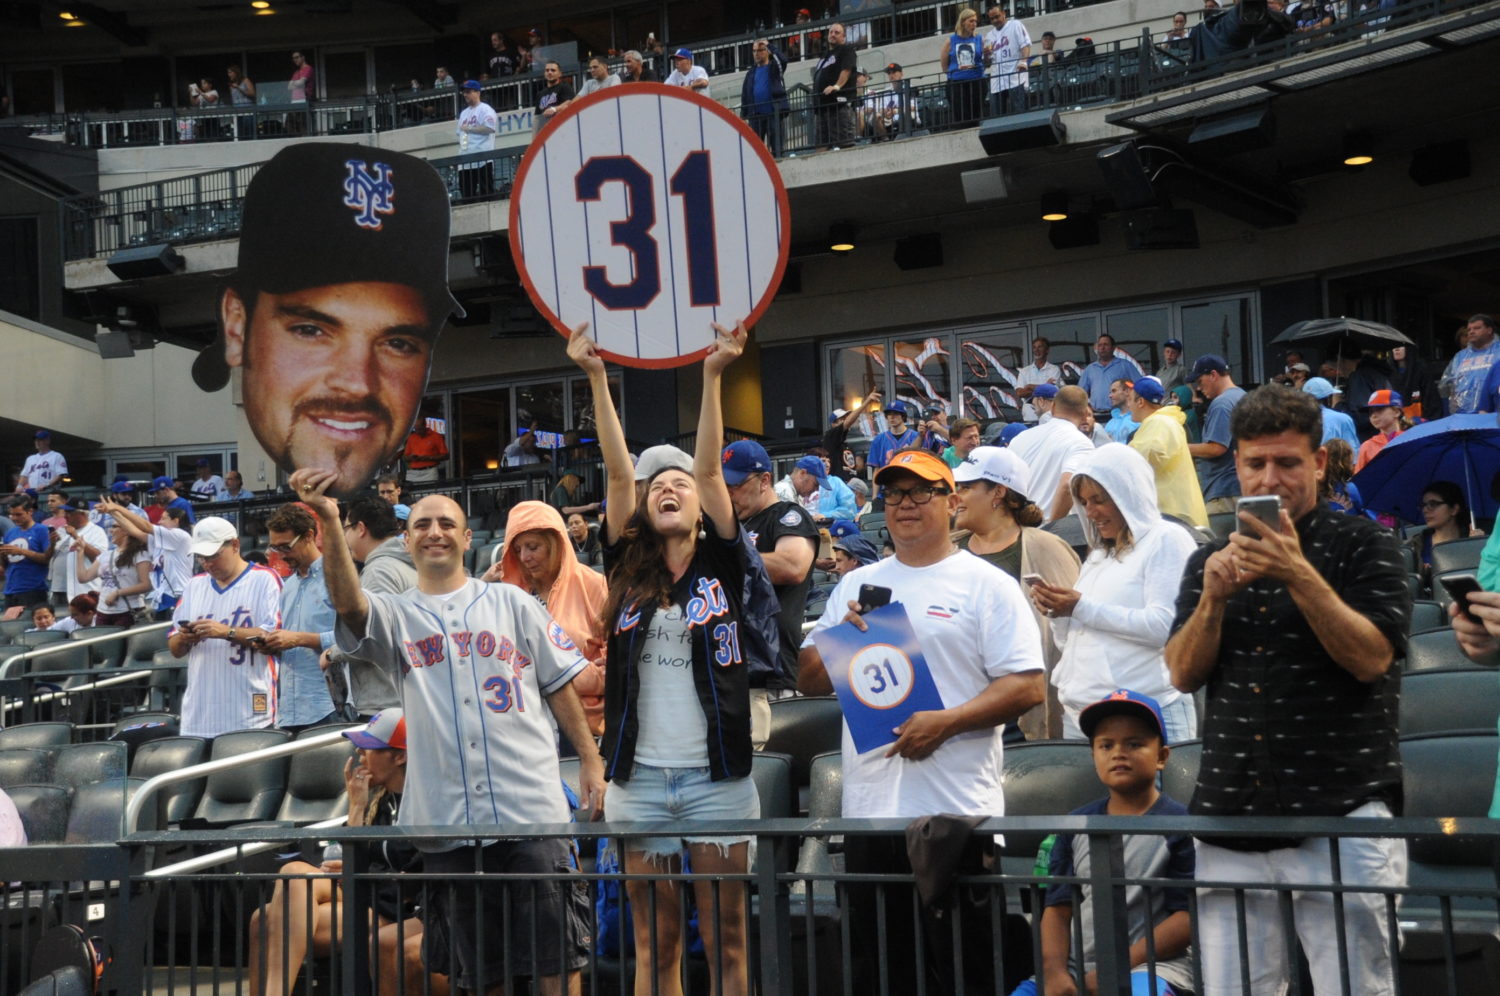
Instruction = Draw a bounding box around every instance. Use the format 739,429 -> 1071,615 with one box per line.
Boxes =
223,281 -> 434,499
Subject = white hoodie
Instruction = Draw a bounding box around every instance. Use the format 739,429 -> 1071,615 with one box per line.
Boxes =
1050,443 -> 1199,720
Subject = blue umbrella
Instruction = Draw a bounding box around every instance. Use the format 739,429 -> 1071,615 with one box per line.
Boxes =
1350,414 -> 1500,523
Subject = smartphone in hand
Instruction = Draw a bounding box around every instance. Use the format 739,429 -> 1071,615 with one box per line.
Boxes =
1236,495 -> 1282,536
1440,573 -> 1483,622
856,584 -> 892,614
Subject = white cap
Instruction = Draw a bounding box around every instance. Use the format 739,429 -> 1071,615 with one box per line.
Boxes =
952,446 -> 1032,502
189,516 -> 239,557
634,444 -> 693,482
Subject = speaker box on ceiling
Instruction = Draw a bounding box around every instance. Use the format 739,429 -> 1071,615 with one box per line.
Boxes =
105,244 -> 185,281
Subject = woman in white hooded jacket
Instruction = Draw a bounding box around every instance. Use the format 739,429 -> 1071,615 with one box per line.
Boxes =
1029,443 -> 1199,742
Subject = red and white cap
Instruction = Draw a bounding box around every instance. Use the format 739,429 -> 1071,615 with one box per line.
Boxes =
343,708 -> 407,750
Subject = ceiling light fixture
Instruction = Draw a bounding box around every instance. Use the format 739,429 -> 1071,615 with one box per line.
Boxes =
1342,132 -> 1374,167
1040,191 -> 1069,222
828,223 -> 857,254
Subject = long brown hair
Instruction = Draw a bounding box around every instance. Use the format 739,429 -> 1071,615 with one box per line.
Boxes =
114,531 -> 147,569
599,504 -> 696,633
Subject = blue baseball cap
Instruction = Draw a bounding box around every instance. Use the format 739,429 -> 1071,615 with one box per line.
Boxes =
828,519 -> 860,538
461,79 -> 483,91
1032,383 -> 1059,400
1133,376 -> 1166,405
673,47 -> 693,59
883,401 -> 912,417
1188,355 -> 1230,382
721,440 -> 772,485
34,430 -> 50,440
1302,377 -> 1337,400
829,408 -> 849,424
1163,338 -> 1184,351
1079,689 -> 1166,740
151,475 -> 174,490
793,455 -> 828,483
831,534 -> 880,567
998,422 -> 1031,446
110,481 -> 134,494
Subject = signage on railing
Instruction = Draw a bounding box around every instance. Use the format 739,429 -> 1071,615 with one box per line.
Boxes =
508,84 -> 791,368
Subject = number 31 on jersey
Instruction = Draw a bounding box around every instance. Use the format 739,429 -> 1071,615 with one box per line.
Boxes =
509,84 -> 791,369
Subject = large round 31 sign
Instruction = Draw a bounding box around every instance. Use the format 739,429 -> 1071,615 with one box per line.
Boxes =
508,84 -> 791,368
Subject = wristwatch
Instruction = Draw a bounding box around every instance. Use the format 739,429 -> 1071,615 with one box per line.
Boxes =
229,628 -> 236,640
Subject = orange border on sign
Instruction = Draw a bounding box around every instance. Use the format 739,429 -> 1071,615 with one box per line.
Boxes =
847,643 -> 916,711
507,83 -> 793,370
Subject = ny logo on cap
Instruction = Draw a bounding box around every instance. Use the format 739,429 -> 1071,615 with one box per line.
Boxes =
342,159 -> 395,230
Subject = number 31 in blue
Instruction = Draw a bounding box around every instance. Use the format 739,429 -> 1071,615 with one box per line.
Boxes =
574,152 -> 720,310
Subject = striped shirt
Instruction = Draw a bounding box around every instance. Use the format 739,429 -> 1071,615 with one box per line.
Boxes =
1172,504 -> 1411,840
173,563 -> 284,738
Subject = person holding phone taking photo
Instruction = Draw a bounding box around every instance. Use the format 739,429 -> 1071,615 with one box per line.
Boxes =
1164,384 -> 1412,996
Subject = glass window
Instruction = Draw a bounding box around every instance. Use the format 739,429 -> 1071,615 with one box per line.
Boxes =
1034,314 -> 1099,385
957,325 -> 1029,422
516,379 -> 567,456
827,341 -> 888,442
1105,307 -> 1170,377
112,459 -> 166,487
892,335 -> 954,420
1179,297 -> 1253,380
569,375 -> 621,441
321,50 -> 368,100
455,388 -> 510,476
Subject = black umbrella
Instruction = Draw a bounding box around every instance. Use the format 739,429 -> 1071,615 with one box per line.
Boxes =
1272,317 -> 1414,348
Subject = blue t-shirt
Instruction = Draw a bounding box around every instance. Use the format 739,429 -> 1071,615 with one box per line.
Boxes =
1319,406 -> 1359,450
867,428 -> 919,469
1444,339 -> 1500,414
1198,386 -> 1246,502
947,33 -> 986,80
166,496 -> 196,525
1478,356 -> 1500,415
1077,356 -> 1140,411
3,523 -> 51,595
748,65 -> 775,115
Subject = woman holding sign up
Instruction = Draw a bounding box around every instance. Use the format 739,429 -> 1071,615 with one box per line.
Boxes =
568,320 -> 758,996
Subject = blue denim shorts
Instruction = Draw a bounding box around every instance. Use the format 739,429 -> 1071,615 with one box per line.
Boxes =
604,763 -> 760,861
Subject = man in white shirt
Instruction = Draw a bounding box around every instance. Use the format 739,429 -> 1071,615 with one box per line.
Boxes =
188,459 -> 226,502
1008,385 -> 1096,521
55,502 -> 107,601
799,447 -> 1043,993
664,48 -> 710,93
1014,336 -> 1062,423
17,431 -> 67,492
456,79 -> 498,199
985,5 -> 1032,115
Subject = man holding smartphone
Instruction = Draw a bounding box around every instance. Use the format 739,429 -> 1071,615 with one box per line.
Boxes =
798,447 -> 1044,992
1165,385 -> 1412,996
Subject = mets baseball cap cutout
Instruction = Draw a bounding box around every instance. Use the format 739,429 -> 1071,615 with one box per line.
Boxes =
236,143 -> 463,321
1078,689 -> 1166,740
344,708 -> 408,750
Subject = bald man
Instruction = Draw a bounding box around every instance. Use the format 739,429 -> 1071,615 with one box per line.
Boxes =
296,470 -> 604,993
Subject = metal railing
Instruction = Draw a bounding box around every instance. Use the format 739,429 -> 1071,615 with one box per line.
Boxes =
0,814 -> 1491,994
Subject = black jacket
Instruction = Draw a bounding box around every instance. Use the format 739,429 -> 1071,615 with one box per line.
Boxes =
600,525 -> 753,783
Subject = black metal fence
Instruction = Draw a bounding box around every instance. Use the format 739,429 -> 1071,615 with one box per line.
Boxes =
1,816 -> 1496,995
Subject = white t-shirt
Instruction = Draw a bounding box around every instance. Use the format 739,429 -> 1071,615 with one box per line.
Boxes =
803,550 -> 1043,819
99,545 -> 150,612
189,476 -> 225,501
457,100 -> 499,153
987,21 -> 1033,92
664,65 -> 710,94
148,524 -> 193,607
633,605 -> 710,766
58,522 -> 108,600
1008,417 -> 1095,518
20,451 -> 68,490
1015,362 -> 1062,423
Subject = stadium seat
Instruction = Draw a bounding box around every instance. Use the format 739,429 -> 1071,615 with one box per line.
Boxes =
130,736 -> 209,825
1207,512 -> 1239,539
0,619 -> 31,640
0,748 -> 53,790
1399,669 -> 1500,738
74,626 -> 128,668
1406,573 -> 1424,602
1403,629 -> 1481,672
751,750 -> 795,819
192,728 -> 294,826
998,739 -> 1100,856
0,722 -> 74,750
1409,600 -> 1446,634
65,777 -> 145,841
15,966 -> 93,996
25,643 -> 88,677
110,711 -> 179,738
6,784 -> 71,843
858,513 -> 885,535
763,696 -> 843,796
1160,738 -> 1202,804
273,726 -> 357,824
49,741 -> 127,792
1430,536 -> 1487,575
123,627 -> 170,667
1399,730 -> 1500,990
17,631 -> 67,649
806,750 -> 842,819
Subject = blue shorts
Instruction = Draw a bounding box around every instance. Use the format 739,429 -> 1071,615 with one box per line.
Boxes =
603,763 -> 759,861
1011,973 -> 1175,996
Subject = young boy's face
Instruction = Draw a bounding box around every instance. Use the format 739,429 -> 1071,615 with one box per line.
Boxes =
1090,713 -> 1168,792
